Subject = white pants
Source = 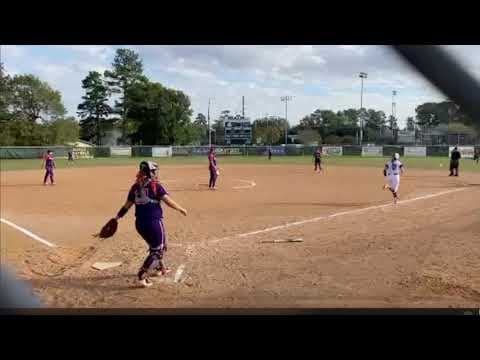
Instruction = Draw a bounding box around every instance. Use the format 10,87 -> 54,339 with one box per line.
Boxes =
387,175 -> 400,193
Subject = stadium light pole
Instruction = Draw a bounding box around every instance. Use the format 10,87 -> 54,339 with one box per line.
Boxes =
281,96 -> 292,145
392,90 -> 397,119
265,113 -> 269,145
359,72 -> 368,144
207,99 -> 211,148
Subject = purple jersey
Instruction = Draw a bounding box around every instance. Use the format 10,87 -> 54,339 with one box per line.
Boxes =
208,153 -> 217,168
127,181 -> 168,220
314,150 -> 321,161
45,155 -> 55,169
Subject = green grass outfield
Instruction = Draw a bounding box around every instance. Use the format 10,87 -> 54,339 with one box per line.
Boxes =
2,155 -> 480,172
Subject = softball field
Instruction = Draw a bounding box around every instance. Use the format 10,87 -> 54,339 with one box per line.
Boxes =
1,158 -> 480,308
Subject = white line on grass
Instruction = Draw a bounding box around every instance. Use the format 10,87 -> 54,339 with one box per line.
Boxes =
203,187 -> 467,245
0,218 -> 57,248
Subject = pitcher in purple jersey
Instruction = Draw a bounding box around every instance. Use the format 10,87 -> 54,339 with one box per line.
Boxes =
208,147 -> 219,190
113,161 -> 188,288
42,150 -> 56,185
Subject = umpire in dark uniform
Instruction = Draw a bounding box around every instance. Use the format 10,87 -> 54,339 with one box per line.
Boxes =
449,146 -> 461,176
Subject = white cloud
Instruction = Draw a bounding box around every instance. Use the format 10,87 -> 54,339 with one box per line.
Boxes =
311,55 -> 326,64
2,45 -> 27,59
338,45 -> 367,55
57,45 -> 114,61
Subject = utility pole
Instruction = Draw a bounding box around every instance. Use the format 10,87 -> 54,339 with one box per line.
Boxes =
359,72 -> 368,145
242,96 -> 245,118
281,96 -> 292,145
391,90 -> 397,144
208,99 -> 211,147
265,113 -> 270,145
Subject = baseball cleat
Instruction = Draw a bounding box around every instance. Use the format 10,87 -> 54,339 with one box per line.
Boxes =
151,267 -> 171,277
138,278 -> 153,288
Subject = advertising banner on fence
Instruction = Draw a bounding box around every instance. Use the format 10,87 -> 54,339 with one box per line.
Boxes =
362,146 -> 383,156
172,146 -> 243,156
73,148 -> 93,159
152,147 -> 172,157
449,146 -> 474,159
322,146 -> 343,156
259,146 -> 286,156
172,147 -> 191,156
216,147 -> 242,156
191,147 -> 210,155
110,146 -> 131,156
404,146 -> 427,157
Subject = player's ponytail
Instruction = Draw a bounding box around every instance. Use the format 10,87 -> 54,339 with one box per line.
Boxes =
151,179 -> 158,196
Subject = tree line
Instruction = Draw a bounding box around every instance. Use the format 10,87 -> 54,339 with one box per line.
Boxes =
0,64 -> 79,146
77,49 -> 197,145
0,49 -> 201,147
245,101 -> 478,146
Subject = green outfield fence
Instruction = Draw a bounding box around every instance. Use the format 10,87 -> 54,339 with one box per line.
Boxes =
1,145 -> 480,160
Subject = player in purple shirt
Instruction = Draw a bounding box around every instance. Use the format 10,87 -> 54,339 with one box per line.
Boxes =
208,147 -> 219,190
313,148 -> 322,172
42,150 -> 56,185
113,161 -> 187,288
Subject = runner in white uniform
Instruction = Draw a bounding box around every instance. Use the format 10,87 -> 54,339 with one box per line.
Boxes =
383,153 -> 404,204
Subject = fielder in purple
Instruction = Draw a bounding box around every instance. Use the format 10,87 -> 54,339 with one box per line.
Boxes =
114,161 -> 187,288
208,147 -> 218,189
313,148 -> 322,172
43,150 -> 55,185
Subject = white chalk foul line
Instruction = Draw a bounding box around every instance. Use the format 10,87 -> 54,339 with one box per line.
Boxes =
0,217 -> 57,248
202,187 -> 467,245
232,179 -> 257,190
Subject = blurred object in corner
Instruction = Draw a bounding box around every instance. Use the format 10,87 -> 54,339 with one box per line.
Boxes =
0,266 -> 43,311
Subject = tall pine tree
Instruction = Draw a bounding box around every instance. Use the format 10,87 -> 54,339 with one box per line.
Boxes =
104,49 -> 146,144
77,71 -> 112,145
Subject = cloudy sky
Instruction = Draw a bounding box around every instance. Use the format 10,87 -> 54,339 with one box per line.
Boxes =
3,45 -> 480,128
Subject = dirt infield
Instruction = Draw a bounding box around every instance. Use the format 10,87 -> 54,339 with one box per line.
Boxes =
1,163 -> 480,308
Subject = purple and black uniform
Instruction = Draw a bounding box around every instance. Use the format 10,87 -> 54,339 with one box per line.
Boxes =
449,149 -> 461,176
208,152 -> 218,188
127,180 -> 168,254
43,155 -> 55,184
314,150 -> 322,171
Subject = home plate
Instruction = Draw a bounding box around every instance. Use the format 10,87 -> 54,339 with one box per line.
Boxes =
261,238 -> 304,244
91,262 -> 123,271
